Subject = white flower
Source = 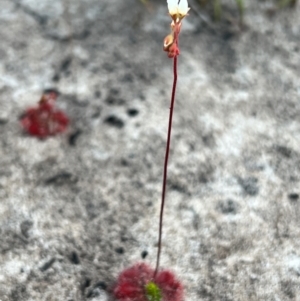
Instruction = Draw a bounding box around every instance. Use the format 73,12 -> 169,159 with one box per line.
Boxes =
167,0 -> 190,19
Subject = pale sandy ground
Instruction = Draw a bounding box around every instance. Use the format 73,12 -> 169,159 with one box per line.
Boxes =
0,0 -> 300,300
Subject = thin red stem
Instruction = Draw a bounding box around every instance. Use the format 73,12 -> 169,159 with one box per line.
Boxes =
154,49 -> 178,278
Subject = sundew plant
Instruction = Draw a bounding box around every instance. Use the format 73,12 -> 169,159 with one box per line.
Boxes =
20,90 -> 69,139
113,1 -> 190,301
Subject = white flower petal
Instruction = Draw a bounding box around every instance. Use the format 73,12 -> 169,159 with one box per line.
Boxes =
167,0 -> 179,15
178,0 -> 189,15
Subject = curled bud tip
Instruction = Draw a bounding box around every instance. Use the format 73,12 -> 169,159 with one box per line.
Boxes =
163,34 -> 174,51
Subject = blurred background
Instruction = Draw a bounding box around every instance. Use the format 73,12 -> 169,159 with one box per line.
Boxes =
0,0 -> 300,300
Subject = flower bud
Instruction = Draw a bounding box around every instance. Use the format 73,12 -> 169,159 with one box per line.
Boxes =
163,34 -> 174,51
164,34 -> 174,51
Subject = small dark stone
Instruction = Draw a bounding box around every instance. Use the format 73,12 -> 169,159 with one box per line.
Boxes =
281,280 -> 295,298
69,251 -> 80,265
60,57 -> 72,72
72,97 -> 89,107
43,88 -> 60,96
87,289 -> 99,298
275,145 -> 292,158
40,258 -> 56,271
127,108 -> 139,117
44,172 -> 76,186
94,90 -> 101,98
170,181 -> 187,193
0,115 -> 8,125
141,250 -> 148,259
139,93 -> 145,101
10,285 -> 27,301
198,173 -> 210,184
86,282 -> 107,298
52,73 -> 60,82
20,220 -> 33,238
150,72 -> 157,80
237,177 -> 259,196
22,7 -> 48,26
84,278 -> 91,287
94,281 -> 107,290
115,247 -> 124,254
75,29 -> 90,40
120,236 -> 129,242
110,88 -> 119,95
121,73 -> 134,82
202,133 -> 215,148
198,284 -> 212,298
288,193 -> 299,202
81,61 -> 88,67
102,62 -> 115,72
105,95 -> 125,106
91,107 -> 102,119
68,129 -> 82,146
80,277 -> 91,294
120,158 -> 129,166
217,199 -> 238,214
222,30 -> 235,41
104,115 -> 124,128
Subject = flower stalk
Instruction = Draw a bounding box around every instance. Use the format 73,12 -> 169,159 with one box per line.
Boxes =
114,2 -> 189,300
155,0 -> 189,277
155,51 -> 178,277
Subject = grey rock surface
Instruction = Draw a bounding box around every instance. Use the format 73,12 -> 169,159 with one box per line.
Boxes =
0,0 -> 300,300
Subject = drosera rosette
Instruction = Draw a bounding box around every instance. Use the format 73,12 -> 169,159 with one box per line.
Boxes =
20,89 -> 69,139
113,263 -> 183,301
114,1 -> 189,301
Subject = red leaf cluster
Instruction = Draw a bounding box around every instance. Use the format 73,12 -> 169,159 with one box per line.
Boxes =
21,91 -> 69,138
113,263 -> 184,301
